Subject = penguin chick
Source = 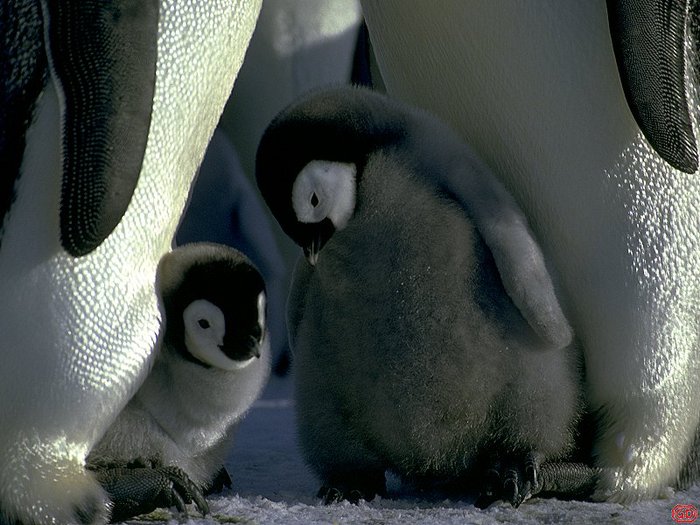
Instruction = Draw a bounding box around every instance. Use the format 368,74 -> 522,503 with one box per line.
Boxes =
88,242 -> 270,520
257,86 -> 595,506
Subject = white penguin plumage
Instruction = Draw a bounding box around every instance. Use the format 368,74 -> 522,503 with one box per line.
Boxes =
88,243 -> 269,517
256,86 -> 589,505
360,0 -> 700,501
0,1 -> 261,523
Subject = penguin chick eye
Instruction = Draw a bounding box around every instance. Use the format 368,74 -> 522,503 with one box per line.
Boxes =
292,160 -> 357,230
198,319 -> 210,329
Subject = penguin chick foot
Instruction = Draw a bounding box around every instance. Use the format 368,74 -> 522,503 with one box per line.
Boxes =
475,456 -> 601,509
475,451 -> 542,508
94,464 -> 209,523
534,462 -> 601,500
317,472 -> 387,504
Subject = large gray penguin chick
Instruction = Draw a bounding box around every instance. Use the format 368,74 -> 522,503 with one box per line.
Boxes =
88,243 -> 270,522
359,2 -> 700,503
257,86 -> 596,506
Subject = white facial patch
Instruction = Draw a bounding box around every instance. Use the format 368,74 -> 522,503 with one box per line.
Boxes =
292,160 -> 357,230
183,299 -> 239,370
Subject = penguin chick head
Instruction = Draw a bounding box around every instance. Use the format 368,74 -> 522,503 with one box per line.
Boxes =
257,87 -> 407,265
156,243 -> 266,371
291,160 -> 357,264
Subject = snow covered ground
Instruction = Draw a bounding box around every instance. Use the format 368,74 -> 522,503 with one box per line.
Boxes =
125,374 -> 700,525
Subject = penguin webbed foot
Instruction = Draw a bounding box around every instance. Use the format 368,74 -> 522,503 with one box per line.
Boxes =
92,462 -> 209,522
475,451 -> 542,509
474,453 -> 600,509
317,471 -> 387,504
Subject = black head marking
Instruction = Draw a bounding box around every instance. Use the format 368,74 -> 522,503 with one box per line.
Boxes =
157,242 -> 266,363
255,86 -> 407,251
41,0 -> 159,256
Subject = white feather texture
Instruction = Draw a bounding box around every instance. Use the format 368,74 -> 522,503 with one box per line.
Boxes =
90,328 -> 271,488
361,0 -> 700,502
292,160 -> 357,230
0,1 -> 261,523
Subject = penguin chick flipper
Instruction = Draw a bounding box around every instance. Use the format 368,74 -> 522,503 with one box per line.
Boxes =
40,0 -> 159,256
439,156 -> 572,348
607,0 -> 697,174
96,466 -> 209,523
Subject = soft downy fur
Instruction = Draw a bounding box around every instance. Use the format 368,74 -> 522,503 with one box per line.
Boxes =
89,243 -> 270,491
257,86 -> 591,505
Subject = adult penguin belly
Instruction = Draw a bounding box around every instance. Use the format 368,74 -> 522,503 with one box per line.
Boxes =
361,1 -> 700,502
0,1 -> 260,523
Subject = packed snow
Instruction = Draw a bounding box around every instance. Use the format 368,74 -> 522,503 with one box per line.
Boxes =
124,374 -> 700,525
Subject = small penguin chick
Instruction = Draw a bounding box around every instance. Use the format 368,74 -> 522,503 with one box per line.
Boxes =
257,86 -> 593,506
88,242 -> 270,520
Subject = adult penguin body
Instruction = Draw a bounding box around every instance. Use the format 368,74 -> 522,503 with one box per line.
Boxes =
257,86 -> 595,506
0,1 -> 261,523
360,0 -> 700,501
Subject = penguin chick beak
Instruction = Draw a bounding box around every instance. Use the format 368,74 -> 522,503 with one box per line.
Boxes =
218,333 -> 262,363
304,235 -> 322,266
247,335 -> 262,359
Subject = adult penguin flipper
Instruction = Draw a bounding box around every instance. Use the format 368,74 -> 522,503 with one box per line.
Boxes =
40,0 -> 159,257
607,0 -> 698,174
441,154 -> 573,349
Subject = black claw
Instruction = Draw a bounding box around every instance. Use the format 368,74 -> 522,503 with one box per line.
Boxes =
318,486 -> 343,504
169,485 -> 187,515
483,468 -> 501,497
94,464 -> 209,522
477,452 -> 543,508
205,467 -> 233,495
346,490 -> 364,504
503,469 -> 519,505
317,484 -> 378,504
316,471 -> 386,504
524,455 -> 538,487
